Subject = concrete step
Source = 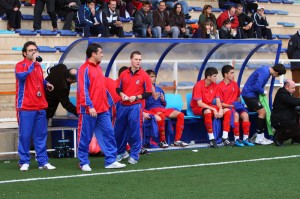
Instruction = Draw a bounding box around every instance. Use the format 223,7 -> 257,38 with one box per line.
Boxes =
0,50 -> 62,62
0,20 -> 66,31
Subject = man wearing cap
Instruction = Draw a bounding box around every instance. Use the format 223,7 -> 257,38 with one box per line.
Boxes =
252,5 -> 272,39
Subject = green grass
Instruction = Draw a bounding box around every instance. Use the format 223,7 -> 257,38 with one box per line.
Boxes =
1,145 -> 300,198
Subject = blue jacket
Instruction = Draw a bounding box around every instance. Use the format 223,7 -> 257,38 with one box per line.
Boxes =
76,4 -> 101,26
145,85 -> 166,110
241,66 -> 270,98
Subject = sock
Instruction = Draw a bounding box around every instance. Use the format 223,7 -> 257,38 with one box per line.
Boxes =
222,111 -> 231,132
233,122 -> 240,137
257,117 -> 265,132
243,135 -> 249,141
157,113 -> 166,142
175,112 -> 184,141
234,135 -> 240,140
242,121 -> 250,136
204,113 -> 213,133
222,131 -> 228,139
208,133 -> 215,140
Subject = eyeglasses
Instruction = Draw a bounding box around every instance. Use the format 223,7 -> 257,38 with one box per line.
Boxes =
27,49 -> 38,52
176,6 -> 182,8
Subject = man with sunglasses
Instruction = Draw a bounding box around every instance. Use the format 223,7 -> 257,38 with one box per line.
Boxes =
15,41 -> 56,171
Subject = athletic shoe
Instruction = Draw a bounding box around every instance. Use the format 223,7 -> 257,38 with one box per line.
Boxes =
116,151 -> 130,162
234,139 -> 245,147
274,139 -> 284,147
20,163 -> 29,171
209,139 -> 218,148
159,141 -> 169,148
174,140 -> 189,147
249,133 -> 257,143
128,157 -> 138,164
38,163 -> 56,170
222,138 -> 233,147
264,138 -> 273,144
242,139 -> 255,146
105,161 -> 126,169
139,148 -> 150,155
80,164 -> 92,172
254,137 -> 272,145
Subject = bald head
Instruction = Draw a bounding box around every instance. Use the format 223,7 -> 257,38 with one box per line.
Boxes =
284,79 -> 296,94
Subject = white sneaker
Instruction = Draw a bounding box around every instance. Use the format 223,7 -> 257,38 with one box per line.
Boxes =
38,163 -> 56,170
20,163 -> 29,171
254,137 -> 272,145
174,140 -> 189,147
128,157 -> 137,164
105,161 -> 126,169
116,151 -> 130,162
80,164 -> 92,172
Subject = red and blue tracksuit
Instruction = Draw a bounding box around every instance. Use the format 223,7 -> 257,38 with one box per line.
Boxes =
77,60 -> 117,167
15,58 -> 49,167
114,68 -> 152,161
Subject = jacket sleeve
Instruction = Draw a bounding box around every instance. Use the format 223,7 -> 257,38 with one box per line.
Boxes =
78,67 -> 94,109
277,91 -> 300,107
287,36 -> 297,59
134,11 -> 146,28
0,0 -> 14,10
15,62 -> 34,82
252,71 -> 268,94
216,12 -> 225,29
58,89 -> 78,116
231,15 -> 239,29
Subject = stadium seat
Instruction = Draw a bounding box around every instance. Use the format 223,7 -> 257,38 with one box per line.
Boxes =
158,82 -> 174,87
185,19 -> 198,24
0,30 -> 15,34
274,10 -> 289,15
264,10 -> 276,14
19,29 -> 37,36
12,46 -> 22,51
272,34 -> 278,39
188,7 -> 193,11
124,31 -> 133,37
38,46 -> 57,53
280,48 -> 287,53
270,0 -> 282,3
257,0 -> 269,2
38,30 -> 58,36
185,93 -> 201,118
177,81 -> 195,87
58,30 -> 77,36
119,17 -> 131,22
212,8 -> 222,12
54,46 -> 68,52
282,0 -> 294,4
165,94 -> 183,111
22,14 -> 34,20
277,34 -> 290,39
192,7 -> 202,12
283,22 -> 295,27
42,15 -> 51,20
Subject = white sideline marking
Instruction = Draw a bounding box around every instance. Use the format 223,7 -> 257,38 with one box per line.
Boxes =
1,154 -> 300,184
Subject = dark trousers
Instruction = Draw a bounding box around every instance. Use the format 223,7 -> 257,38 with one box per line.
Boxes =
33,0 -> 57,30
57,10 -> 76,30
103,25 -> 124,38
6,10 -> 21,29
255,26 -> 272,40
240,26 -> 254,39
274,125 -> 300,143
83,23 -> 103,38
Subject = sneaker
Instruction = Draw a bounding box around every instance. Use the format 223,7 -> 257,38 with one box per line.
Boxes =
234,139 -> 245,147
174,140 -> 189,147
139,148 -> 150,155
249,133 -> 257,143
274,139 -> 284,147
20,163 -> 29,171
128,157 -> 138,164
264,138 -> 273,144
116,151 -> 130,162
80,164 -> 92,172
222,138 -> 233,147
105,161 -> 126,169
209,139 -> 218,148
242,139 -> 255,146
38,163 -> 56,170
159,141 -> 169,148
254,137 -> 273,145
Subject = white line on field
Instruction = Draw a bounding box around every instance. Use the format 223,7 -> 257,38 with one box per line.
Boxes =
1,154 -> 300,184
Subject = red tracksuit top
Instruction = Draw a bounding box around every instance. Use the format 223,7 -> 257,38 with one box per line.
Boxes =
15,58 -> 48,110
77,60 -> 109,114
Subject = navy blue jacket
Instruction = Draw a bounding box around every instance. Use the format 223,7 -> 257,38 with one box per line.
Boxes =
76,4 -> 101,26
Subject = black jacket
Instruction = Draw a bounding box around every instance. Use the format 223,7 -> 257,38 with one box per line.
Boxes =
237,12 -> 253,28
271,87 -> 300,128
287,31 -> 300,70
45,64 -> 77,118
0,0 -> 20,15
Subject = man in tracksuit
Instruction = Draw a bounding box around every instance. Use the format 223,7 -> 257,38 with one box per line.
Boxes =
115,51 -> 152,164
16,41 -> 56,171
77,43 -> 126,171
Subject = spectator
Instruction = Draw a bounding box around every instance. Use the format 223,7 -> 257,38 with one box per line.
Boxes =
164,0 -> 191,19
55,0 -> 81,30
216,6 -> 239,30
217,65 -> 254,147
15,41 -> 56,171
190,67 -> 231,148
77,43 -> 126,171
33,0 -> 57,31
272,79 -> 300,146
235,3 -> 254,39
118,0 -> 134,18
287,30 -> 300,97
169,3 -> 190,38
101,0 -> 124,37
0,0 -> 21,31
218,19 -> 237,39
193,20 -> 219,39
132,1 -> 155,38
241,64 -> 286,145
115,51 -> 152,164
252,5 -> 272,40
45,64 -> 78,120
198,5 -> 217,31
145,70 -> 188,148
76,0 -> 104,37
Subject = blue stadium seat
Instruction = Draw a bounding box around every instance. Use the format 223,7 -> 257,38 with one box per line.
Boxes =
272,34 -> 278,39
22,14 -> 34,20
185,19 -> 198,24
185,93 -> 201,118
277,34 -> 290,39
54,46 -> 68,52
165,94 -> 183,111
19,29 -> 37,36
58,30 -> 77,36
177,81 -> 195,87
274,10 -> 289,15
257,0 -> 269,2
119,17 -> 131,22
264,10 -> 276,14
280,48 -> 287,53
270,0 -> 282,3
158,82 -> 174,87
124,31 -> 133,37
0,30 -> 15,34
212,8 -> 222,12
283,22 -> 295,27
12,46 -> 22,51
38,30 -> 58,36
277,22 -> 285,25
42,15 -> 51,20
282,0 -> 294,4
38,46 -> 57,53
192,7 -> 202,12
188,7 -> 193,11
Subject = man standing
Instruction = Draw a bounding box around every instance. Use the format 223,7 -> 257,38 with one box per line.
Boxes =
15,41 -> 56,171
77,43 -> 126,171
241,64 -> 286,145
115,51 -> 152,164
271,80 -> 300,146
45,64 -> 78,119
287,30 -> 300,97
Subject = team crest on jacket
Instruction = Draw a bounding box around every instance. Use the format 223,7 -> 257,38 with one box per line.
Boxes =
136,80 -> 140,84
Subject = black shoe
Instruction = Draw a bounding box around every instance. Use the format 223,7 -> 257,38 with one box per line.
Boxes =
209,139 -> 218,148
274,140 -> 284,147
139,148 -> 150,155
222,138 -> 233,147
185,14 -> 191,20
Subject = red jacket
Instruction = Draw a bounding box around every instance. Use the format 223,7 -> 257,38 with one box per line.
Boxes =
15,58 -> 48,110
77,60 -> 109,114
216,11 -> 239,29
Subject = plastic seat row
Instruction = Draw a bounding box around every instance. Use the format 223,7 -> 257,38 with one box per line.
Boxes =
12,45 -> 68,52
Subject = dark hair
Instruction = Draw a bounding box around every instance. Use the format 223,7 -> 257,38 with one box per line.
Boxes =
202,4 -> 212,16
65,68 -> 77,81
235,4 -> 243,9
172,3 -> 183,15
86,43 -> 102,58
142,1 -> 151,6
229,6 -> 235,11
130,51 -> 142,59
86,0 -> 95,4
204,67 -> 218,78
159,1 -> 165,6
146,69 -> 156,76
118,66 -> 128,77
223,18 -> 231,26
221,65 -> 234,77
272,63 -> 286,76
22,41 -> 38,57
